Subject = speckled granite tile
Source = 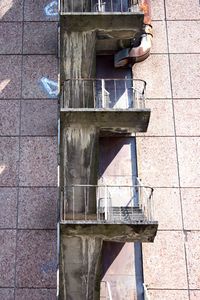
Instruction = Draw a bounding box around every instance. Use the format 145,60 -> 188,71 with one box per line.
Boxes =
174,100 -> 200,136
153,188 -> 182,230
0,289 -> 14,300
190,290 -> 200,300
0,230 -> 16,286
177,137 -> 200,187
168,21 -> 200,53
185,231 -> 200,289
16,230 -> 57,288
24,22 -> 57,54
21,100 -> 57,136
133,55 -> 171,99
136,137 -> 178,187
24,0 -> 58,21
148,290 -> 188,300
19,137 -> 57,186
22,56 -> 58,99
0,56 -> 22,99
165,0 -> 200,20
143,231 -> 188,289
18,187 -> 57,229
170,54 -> 200,99
0,137 -> 19,186
0,100 -> 20,136
0,23 -> 22,54
15,288 -> 56,300
0,0 -> 23,21
182,188 -> 200,230
0,188 -> 17,228
151,21 -> 167,53
151,0 -> 165,21
137,99 -> 174,136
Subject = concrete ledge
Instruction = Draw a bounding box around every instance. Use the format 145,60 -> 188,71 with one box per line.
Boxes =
60,108 -> 151,133
60,222 -> 158,243
60,14 -> 144,36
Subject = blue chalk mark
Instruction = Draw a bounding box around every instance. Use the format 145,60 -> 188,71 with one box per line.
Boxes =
41,260 -> 57,274
40,77 -> 58,98
44,1 -> 58,16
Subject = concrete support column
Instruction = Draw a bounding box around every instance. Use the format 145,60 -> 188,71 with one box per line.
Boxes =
60,236 -> 103,300
61,30 -> 96,108
61,125 -> 99,217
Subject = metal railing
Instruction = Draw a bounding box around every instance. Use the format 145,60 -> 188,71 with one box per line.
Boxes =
60,0 -> 142,13
101,281 -> 113,300
143,284 -> 151,300
60,177 -> 154,222
61,78 -> 146,109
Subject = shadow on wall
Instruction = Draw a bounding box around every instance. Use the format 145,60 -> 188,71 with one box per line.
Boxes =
99,137 -> 133,177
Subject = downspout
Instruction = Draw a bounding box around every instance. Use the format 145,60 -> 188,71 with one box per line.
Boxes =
114,0 -> 153,68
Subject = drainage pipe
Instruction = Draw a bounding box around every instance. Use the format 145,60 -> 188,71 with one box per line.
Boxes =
114,0 -> 153,67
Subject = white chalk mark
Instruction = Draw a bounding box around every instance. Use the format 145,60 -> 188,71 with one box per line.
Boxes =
0,78 -> 11,94
40,77 -> 58,97
44,1 -> 58,16
0,0 -> 13,19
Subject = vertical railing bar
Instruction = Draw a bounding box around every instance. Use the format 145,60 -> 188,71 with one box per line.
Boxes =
84,186 -> 87,220
71,0 -> 74,12
93,79 -> 96,108
125,78 -> 128,108
111,0 -> 113,12
83,80 -> 85,107
102,79 -> 105,108
120,0 -> 123,12
62,189 -> 65,221
72,186 -> 75,220
114,79 -> 117,105
97,185 -> 99,221
105,184 -> 108,220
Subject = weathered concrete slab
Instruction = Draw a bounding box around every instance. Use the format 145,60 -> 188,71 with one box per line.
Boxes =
60,13 -> 143,34
60,222 -> 158,243
60,13 -> 144,52
61,108 -> 151,133
59,235 -> 103,300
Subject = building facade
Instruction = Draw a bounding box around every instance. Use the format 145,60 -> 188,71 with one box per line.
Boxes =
0,0 -> 199,299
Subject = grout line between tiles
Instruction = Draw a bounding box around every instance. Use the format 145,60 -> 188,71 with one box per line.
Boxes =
164,1 -> 191,298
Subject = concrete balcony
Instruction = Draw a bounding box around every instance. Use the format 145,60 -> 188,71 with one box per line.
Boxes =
60,178 -> 158,243
60,0 -> 144,51
60,78 -> 150,135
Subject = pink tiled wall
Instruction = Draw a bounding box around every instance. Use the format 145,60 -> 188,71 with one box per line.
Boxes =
0,0 -> 58,299
135,0 -> 200,299
0,0 -> 200,300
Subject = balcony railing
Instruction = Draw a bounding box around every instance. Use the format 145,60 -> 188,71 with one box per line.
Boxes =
61,78 -> 146,109
60,0 -> 142,14
60,177 -> 154,223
